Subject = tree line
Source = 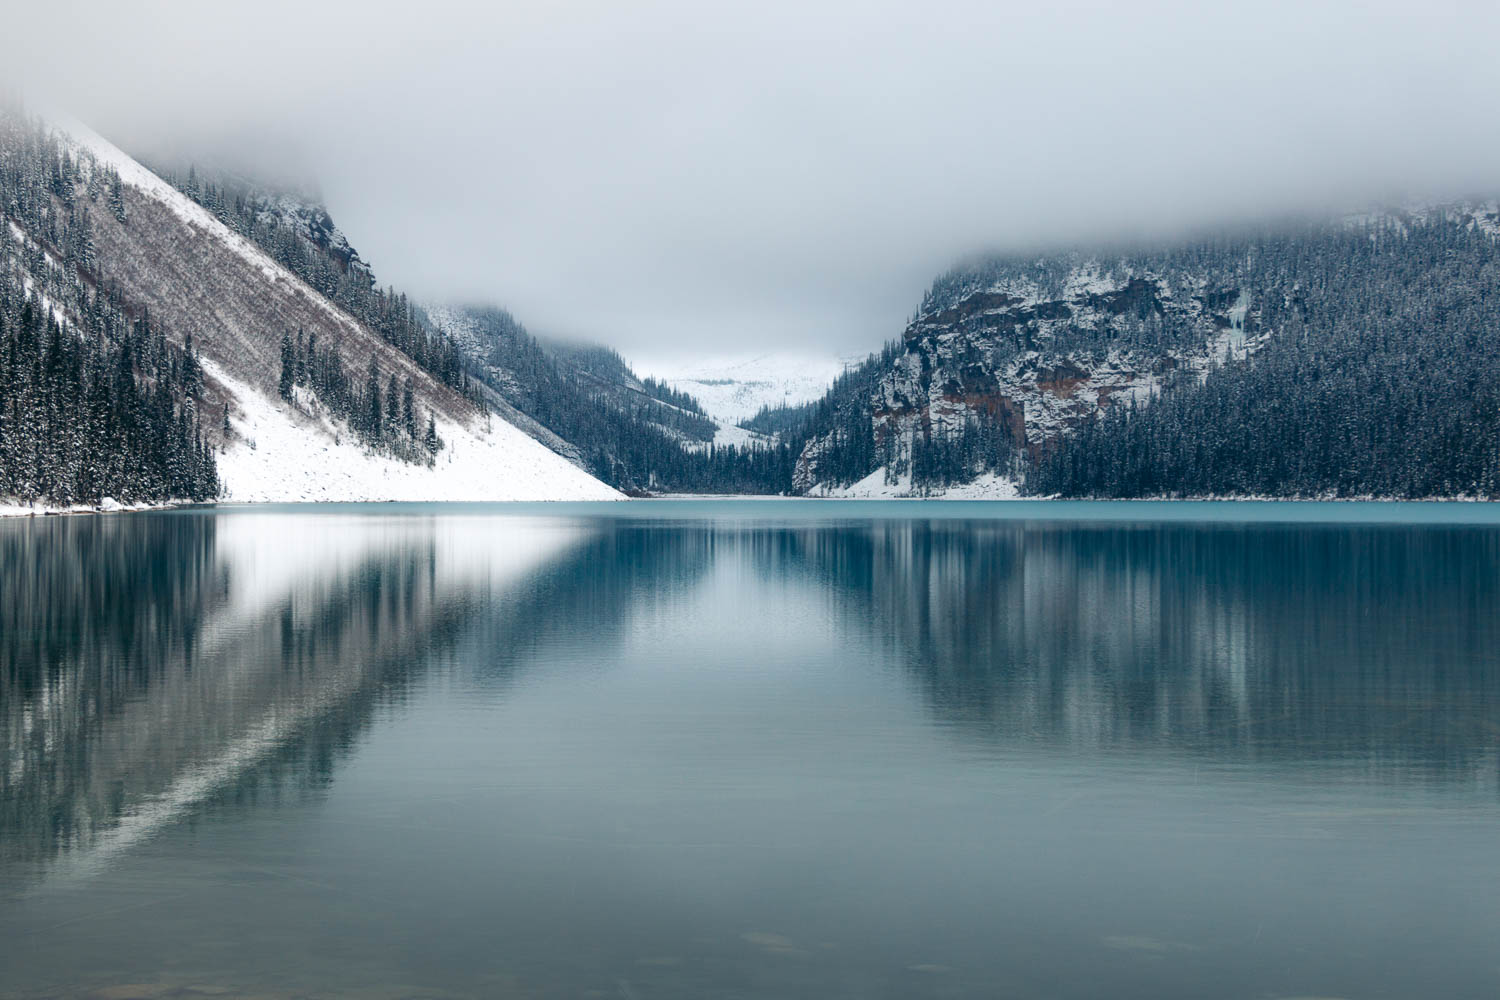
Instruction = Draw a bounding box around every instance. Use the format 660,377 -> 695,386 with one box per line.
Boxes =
158,164 -> 480,405
278,330 -> 443,463
1,104 -> 218,505
0,284 -> 218,505
1028,213 -> 1500,497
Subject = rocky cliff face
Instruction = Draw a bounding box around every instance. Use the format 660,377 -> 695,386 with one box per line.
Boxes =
795,202 -> 1500,496
793,258 -> 1261,493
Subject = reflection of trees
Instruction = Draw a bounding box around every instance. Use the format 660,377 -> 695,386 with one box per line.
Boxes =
775,520 -> 1500,782
0,514 -> 719,879
462,525 -> 715,688
2,514 -> 227,866
1,513 -> 225,725
1,518 -> 443,872
4,511 -> 1496,880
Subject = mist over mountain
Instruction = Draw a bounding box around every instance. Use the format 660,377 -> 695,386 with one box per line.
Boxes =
6,12 -> 1500,1000
8,1 -> 1500,356
4,4 -> 1500,505
0,107 -> 619,507
781,205 -> 1500,498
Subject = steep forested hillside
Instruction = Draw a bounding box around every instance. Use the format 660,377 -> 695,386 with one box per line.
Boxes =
153,163 -> 477,402
0,105 -> 616,506
743,343 -> 901,490
0,107 -> 218,506
1028,215 -> 1500,497
429,305 -> 795,493
786,206 -> 1500,498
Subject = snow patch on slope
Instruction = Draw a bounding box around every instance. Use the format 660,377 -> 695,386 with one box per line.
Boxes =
209,360 -> 619,502
704,422 -> 773,450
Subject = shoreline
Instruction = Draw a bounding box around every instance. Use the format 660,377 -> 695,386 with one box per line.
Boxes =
5,493 -> 1496,518
0,498 -> 185,518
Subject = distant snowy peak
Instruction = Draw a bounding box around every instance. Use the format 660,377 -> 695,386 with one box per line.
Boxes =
630,354 -> 851,425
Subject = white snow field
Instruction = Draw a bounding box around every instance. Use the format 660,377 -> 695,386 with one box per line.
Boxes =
45,116 -> 619,504
22,513 -> 591,880
631,353 -> 851,426
207,361 -> 617,503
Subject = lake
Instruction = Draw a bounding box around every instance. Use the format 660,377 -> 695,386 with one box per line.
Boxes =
2,501 -> 1498,999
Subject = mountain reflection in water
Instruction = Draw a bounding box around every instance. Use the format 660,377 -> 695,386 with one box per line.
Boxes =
1,503 -> 1497,1000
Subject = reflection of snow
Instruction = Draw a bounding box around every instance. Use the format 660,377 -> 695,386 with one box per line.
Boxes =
21,513 -> 588,884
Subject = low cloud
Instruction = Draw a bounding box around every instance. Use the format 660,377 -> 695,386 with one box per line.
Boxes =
12,1 -> 1500,354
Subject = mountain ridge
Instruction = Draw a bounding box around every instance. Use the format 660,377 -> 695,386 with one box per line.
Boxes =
0,108 -> 619,507
784,203 -> 1500,499
8,104 -> 1497,506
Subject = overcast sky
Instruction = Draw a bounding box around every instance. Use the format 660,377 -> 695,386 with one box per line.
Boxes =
11,1 -> 1500,355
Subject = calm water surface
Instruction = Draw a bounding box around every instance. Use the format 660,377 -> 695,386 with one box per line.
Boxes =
2,501 -> 1498,999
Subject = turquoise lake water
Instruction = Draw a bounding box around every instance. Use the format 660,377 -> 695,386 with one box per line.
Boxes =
2,501 -> 1497,998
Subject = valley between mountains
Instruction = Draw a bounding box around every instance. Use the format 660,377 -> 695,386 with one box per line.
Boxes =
4,105 -> 1499,510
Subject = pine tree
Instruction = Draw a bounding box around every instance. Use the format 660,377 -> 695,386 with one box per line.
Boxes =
108,172 -> 127,224
278,333 -> 295,400
365,358 -> 383,440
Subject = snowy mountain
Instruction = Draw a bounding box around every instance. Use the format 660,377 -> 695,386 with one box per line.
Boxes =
0,108 -> 618,507
427,304 -> 793,494
792,268 -> 1248,495
11,100 -> 1494,506
630,354 -> 849,426
786,204 -> 1500,498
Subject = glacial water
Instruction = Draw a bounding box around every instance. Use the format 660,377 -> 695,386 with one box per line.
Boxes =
2,501 -> 1498,999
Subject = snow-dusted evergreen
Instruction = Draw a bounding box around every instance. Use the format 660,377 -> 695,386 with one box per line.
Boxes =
0,105 -> 218,506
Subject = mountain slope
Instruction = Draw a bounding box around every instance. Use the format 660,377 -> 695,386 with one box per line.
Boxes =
23,113 -> 618,503
427,304 -> 794,494
2,110 -> 220,509
787,206 -> 1500,499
